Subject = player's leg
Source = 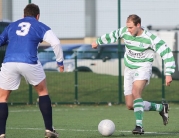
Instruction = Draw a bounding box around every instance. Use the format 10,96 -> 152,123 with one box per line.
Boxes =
125,93 -> 167,123
0,88 -> 11,137
132,80 -> 147,134
34,79 -> 53,131
124,67 -> 134,110
34,79 -> 58,138
135,66 -> 169,125
0,63 -> 21,137
124,67 -> 168,127
143,101 -> 162,111
21,62 -> 58,138
130,66 -> 151,134
143,101 -> 169,125
125,94 -> 134,110
123,67 -> 144,134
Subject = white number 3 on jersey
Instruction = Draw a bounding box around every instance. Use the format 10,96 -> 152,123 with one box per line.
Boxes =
16,22 -> 31,36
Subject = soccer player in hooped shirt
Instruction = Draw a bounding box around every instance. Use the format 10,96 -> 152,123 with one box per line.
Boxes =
92,14 -> 176,134
0,3 -> 63,138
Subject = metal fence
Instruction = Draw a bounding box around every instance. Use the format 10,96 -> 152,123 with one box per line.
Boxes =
0,47 -> 179,104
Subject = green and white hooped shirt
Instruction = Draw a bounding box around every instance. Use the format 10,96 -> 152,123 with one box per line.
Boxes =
96,27 -> 175,75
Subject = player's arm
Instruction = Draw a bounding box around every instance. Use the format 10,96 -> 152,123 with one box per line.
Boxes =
154,37 -> 176,86
0,27 -> 9,46
92,41 -> 98,49
91,28 -> 124,49
57,59 -> 64,72
43,30 -> 64,72
165,75 -> 172,86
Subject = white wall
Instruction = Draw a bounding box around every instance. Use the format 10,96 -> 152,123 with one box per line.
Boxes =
96,0 -> 118,36
96,0 -> 179,36
12,0 -> 85,38
11,0 -> 179,38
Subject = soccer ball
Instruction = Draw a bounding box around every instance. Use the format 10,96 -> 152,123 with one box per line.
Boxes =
98,119 -> 115,136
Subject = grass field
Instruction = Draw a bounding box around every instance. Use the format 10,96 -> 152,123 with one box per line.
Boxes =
5,104 -> 179,138
7,72 -> 179,104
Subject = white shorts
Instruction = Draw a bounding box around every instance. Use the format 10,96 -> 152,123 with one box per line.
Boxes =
0,62 -> 46,90
124,66 -> 152,96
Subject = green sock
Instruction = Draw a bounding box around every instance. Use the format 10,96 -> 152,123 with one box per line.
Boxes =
150,103 -> 163,112
133,98 -> 144,127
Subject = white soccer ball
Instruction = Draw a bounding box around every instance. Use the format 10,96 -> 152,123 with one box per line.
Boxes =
98,119 -> 115,136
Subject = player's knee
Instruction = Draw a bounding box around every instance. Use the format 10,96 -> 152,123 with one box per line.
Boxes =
126,104 -> 133,110
0,88 -> 11,102
34,80 -> 49,96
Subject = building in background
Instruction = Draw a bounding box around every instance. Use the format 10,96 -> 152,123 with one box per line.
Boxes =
0,0 -> 179,44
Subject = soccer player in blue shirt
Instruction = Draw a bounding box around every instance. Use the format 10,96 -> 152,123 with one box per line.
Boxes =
0,3 -> 63,138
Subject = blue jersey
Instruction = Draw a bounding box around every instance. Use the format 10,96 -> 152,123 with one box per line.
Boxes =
0,16 -> 64,65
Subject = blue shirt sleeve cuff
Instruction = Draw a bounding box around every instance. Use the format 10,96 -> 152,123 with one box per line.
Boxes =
57,61 -> 63,66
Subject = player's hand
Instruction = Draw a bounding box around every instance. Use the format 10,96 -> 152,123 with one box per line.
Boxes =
59,66 -> 64,72
91,42 -> 98,49
165,75 -> 172,86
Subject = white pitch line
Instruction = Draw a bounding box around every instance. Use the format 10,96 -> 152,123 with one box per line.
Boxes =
9,110 -> 39,112
8,107 -> 179,113
6,127 -> 179,135
8,108 -> 119,113
119,130 -> 179,135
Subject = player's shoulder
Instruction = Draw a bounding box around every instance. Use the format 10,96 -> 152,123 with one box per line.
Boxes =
120,27 -> 127,33
21,17 -> 51,30
38,21 -> 50,29
143,28 -> 157,39
4,19 -> 21,31
119,26 -> 128,36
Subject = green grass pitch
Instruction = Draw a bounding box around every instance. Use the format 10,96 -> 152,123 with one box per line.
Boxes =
5,104 -> 179,138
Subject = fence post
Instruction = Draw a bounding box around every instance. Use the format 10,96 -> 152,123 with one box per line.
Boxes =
118,0 -> 122,104
162,60 -> 165,99
28,0 -> 33,104
74,51 -> 78,104
29,84 -> 33,104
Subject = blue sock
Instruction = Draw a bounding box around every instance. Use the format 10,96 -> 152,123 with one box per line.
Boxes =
0,103 -> 8,135
39,95 -> 53,131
